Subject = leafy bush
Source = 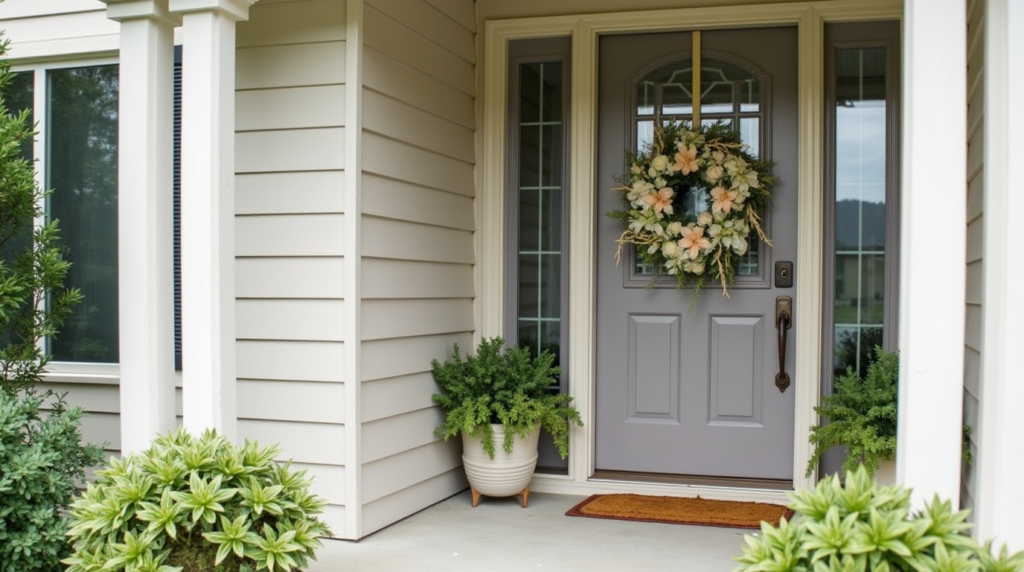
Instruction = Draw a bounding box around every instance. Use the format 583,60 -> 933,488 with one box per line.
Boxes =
431,337 -> 583,458
0,34 -> 82,395
0,389 -> 103,572
735,466 -> 1024,572
64,429 -> 332,572
807,346 -> 899,477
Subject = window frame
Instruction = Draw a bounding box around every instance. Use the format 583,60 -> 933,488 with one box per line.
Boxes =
821,22 -> 902,388
12,56 -> 121,375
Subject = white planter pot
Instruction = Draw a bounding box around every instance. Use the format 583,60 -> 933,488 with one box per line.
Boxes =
461,424 -> 540,507
874,459 -> 896,486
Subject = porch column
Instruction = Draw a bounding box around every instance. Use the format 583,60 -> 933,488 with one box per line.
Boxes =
977,0 -> 1024,552
101,0 -> 180,454
897,0 -> 966,506
169,0 -> 256,441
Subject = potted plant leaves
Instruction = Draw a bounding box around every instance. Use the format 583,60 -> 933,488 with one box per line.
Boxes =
431,337 -> 582,507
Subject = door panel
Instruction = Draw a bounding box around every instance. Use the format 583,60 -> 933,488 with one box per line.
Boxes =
595,27 -> 798,480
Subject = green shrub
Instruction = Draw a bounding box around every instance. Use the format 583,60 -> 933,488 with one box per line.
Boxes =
431,337 -> 583,459
0,389 -> 104,572
807,346 -> 899,477
64,429 -> 332,572
734,465 -> 1024,572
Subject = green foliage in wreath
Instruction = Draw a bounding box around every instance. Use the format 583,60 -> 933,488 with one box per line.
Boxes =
64,429 -> 331,572
609,121 -> 776,305
431,337 -> 583,459
735,465 -> 1024,572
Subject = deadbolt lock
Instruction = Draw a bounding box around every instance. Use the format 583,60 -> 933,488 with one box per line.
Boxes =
775,261 -> 794,288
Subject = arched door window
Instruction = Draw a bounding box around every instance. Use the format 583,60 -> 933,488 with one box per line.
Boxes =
631,54 -> 770,279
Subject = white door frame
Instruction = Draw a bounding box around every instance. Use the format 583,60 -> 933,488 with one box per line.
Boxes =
477,0 -> 902,501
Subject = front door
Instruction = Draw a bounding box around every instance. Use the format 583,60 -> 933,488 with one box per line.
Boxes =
595,27 -> 798,480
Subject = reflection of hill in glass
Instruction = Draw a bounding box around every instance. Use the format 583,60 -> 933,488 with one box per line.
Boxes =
836,199 -> 886,250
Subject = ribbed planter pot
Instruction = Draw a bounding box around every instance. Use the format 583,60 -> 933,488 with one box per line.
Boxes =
461,424 -> 540,508
874,459 -> 896,486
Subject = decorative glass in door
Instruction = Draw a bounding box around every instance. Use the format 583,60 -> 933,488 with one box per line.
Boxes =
632,55 -> 766,279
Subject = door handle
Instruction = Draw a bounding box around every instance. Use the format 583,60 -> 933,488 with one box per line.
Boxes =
775,296 -> 792,393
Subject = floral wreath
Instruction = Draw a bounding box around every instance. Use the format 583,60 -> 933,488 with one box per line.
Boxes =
610,121 -> 775,302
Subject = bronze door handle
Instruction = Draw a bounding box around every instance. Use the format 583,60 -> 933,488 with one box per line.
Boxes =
775,296 -> 792,393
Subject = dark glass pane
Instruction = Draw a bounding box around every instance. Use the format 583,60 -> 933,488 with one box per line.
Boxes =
519,188 -> 540,252
48,65 -> 119,363
518,320 -> 541,358
541,124 -> 562,186
6,71 -> 34,159
541,320 -> 561,369
519,124 -> 540,188
540,188 -> 561,252
737,238 -> 759,276
540,253 -> 561,318
540,62 -> 562,122
700,58 -> 759,115
1,71 -> 36,348
520,62 -> 541,124
834,326 -> 882,379
518,254 -> 539,318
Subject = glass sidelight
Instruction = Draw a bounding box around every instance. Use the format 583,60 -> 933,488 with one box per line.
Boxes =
825,23 -> 900,380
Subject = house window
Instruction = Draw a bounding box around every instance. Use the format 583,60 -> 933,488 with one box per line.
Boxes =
10,63 -> 120,364
825,23 -> 900,379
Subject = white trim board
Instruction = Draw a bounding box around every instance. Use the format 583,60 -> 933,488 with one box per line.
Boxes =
478,0 -> 902,498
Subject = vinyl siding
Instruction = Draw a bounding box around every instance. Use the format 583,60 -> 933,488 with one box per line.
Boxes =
962,0 -> 983,514
235,0 -> 349,535
0,1 -> 116,59
359,0 -> 476,537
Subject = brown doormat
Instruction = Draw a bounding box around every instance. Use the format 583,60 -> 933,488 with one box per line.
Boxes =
565,494 -> 794,529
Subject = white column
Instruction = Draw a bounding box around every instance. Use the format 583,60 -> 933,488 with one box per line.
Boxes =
977,0 -> 1024,552
101,0 -> 180,455
897,0 -> 967,506
169,0 -> 256,441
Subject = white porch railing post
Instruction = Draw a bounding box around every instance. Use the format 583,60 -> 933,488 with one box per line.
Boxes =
169,0 -> 257,442
898,0 -> 967,507
101,0 -> 180,455
977,0 -> 1024,552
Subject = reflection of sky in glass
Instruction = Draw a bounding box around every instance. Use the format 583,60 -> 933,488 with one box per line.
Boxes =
835,100 -> 886,203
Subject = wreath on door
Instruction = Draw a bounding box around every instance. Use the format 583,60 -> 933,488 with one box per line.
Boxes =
609,121 -> 776,304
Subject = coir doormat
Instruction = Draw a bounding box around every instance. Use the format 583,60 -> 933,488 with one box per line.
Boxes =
565,494 -> 793,529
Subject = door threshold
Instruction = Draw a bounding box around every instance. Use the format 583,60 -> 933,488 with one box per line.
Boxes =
590,470 -> 793,491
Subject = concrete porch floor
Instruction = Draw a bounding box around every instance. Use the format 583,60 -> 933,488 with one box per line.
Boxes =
308,491 -> 751,571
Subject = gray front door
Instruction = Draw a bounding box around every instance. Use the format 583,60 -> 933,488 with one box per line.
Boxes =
595,28 -> 798,480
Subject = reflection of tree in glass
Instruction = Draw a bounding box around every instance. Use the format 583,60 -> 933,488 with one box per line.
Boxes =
48,66 -> 119,363
834,327 -> 882,379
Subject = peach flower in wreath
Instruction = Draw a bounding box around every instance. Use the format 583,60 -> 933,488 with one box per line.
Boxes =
642,187 -> 675,216
673,144 -> 699,175
710,186 -> 739,215
678,225 -> 711,259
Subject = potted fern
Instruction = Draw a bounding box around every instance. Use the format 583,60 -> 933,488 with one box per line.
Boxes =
431,337 -> 582,507
806,346 -> 899,481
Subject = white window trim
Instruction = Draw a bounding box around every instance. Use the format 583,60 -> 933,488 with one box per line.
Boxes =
478,0 -> 901,502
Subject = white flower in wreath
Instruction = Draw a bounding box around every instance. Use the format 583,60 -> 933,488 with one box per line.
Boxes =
650,154 -> 671,173
705,164 -> 724,183
666,221 -> 685,237
627,180 -> 654,205
683,260 -> 706,274
696,211 -> 713,227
